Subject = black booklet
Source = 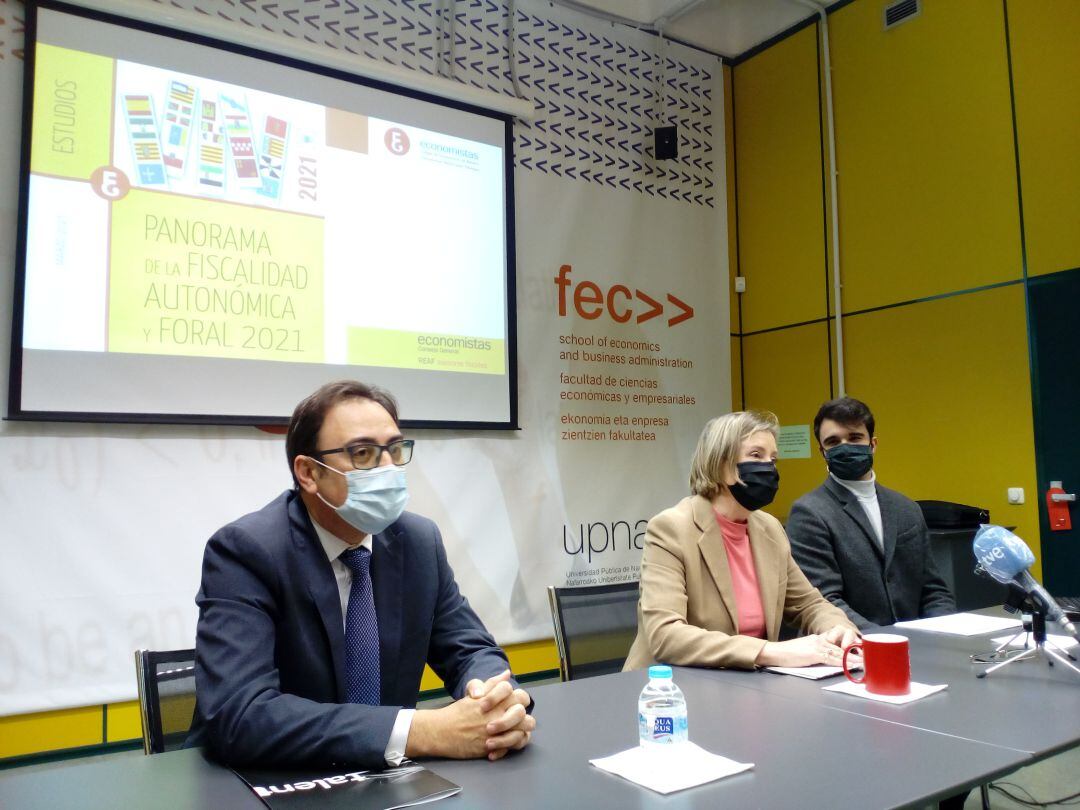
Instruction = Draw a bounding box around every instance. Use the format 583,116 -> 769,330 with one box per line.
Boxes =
234,762 -> 460,810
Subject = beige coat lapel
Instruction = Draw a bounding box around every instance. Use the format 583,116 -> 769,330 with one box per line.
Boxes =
748,511 -> 782,640
692,496 -> 739,632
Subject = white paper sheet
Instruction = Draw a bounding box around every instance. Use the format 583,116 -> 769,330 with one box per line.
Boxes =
990,633 -> 1079,651
589,742 -> 754,794
822,680 -> 948,704
765,660 -> 863,680
893,613 -> 1022,636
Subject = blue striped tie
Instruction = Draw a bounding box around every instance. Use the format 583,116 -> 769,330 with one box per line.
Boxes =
340,547 -> 381,705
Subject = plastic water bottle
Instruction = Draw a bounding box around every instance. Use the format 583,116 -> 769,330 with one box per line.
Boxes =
638,665 -> 688,747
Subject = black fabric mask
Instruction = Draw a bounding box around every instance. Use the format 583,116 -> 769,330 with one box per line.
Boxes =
825,443 -> 874,480
728,461 -> 780,511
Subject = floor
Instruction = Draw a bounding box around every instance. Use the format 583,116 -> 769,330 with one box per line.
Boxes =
960,746 -> 1080,809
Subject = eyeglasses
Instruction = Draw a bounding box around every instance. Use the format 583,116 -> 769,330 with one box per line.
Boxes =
312,439 -> 415,470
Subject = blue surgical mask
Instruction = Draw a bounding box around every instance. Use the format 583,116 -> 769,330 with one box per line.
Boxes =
314,460 -> 409,535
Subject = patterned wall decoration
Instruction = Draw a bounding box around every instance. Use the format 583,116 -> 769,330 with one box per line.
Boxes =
0,0 -> 27,63
1,0 -> 717,207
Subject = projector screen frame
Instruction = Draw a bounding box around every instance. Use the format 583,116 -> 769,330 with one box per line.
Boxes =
8,0 -> 519,431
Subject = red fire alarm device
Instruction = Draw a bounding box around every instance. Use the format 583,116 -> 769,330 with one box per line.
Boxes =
1046,481 -> 1074,531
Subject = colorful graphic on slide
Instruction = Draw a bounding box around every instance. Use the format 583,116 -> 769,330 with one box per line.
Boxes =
122,95 -> 167,186
257,115 -> 290,200
197,98 -> 226,193
162,80 -> 197,179
25,40 -> 505,373
220,92 -> 262,188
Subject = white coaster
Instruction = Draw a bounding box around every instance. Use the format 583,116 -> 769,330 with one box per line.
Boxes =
590,742 -> 754,795
822,680 -> 948,704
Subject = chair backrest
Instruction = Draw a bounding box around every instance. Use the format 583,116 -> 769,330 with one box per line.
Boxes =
134,648 -> 197,755
547,582 -> 640,681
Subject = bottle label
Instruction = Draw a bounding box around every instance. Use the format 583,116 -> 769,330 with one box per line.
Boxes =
653,717 -> 674,737
639,713 -> 688,743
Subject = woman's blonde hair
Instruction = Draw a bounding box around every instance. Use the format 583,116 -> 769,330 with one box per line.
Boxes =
689,410 -> 780,499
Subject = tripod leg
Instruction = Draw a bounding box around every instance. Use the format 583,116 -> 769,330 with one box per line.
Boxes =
1042,644 -> 1080,677
1042,639 -> 1078,662
977,646 -> 1037,679
993,628 -> 1027,654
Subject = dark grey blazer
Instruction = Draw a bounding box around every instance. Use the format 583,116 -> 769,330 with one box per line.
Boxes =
186,490 -> 512,768
786,477 -> 955,629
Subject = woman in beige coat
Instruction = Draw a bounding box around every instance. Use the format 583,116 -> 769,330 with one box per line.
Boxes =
625,410 -> 859,671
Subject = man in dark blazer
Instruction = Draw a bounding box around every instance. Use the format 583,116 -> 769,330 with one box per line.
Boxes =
787,397 -> 955,630
187,381 -> 534,768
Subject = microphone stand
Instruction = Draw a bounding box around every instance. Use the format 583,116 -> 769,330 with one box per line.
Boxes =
976,606 -> 1080,680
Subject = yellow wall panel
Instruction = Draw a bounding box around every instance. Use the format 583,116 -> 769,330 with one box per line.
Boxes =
742,322 -> 833,522
841,285 -> 1041,574
419,638 -> 559,692
504,638 -> 560,673
735,25 -> 828,333
3,637 -> 562,758
0,705 -> 102,759
1007,0 -> 1080,277
829,0 -> 1021,311
105,700 -> 143,743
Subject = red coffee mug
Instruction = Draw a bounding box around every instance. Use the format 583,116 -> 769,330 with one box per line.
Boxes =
842,633 -> 911,696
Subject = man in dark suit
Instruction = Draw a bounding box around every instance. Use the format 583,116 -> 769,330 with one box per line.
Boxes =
187,381 -> 534,768
787,397 -> 955,630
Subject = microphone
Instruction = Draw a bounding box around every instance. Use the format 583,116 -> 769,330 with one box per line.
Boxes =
973,525 -> 1079,641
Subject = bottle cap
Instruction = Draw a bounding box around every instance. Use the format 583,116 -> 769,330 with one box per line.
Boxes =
648,665 -> 673,679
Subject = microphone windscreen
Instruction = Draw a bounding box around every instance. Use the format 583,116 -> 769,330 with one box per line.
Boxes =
973,525 -> 1036,584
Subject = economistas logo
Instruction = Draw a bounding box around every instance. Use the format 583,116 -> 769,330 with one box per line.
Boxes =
384,128 -> 410,155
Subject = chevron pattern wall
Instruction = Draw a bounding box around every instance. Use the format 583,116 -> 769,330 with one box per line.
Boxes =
0,1 -> 27,63
5,0 -> 719,207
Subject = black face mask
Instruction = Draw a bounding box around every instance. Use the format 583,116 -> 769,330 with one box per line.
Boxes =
728,461 -> 780,511
825,443 -> 874,480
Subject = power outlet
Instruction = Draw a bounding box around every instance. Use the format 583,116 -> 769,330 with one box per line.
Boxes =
1007,487 -> 1025,505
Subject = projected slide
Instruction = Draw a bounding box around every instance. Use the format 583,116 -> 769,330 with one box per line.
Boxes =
26,45 -> 505,376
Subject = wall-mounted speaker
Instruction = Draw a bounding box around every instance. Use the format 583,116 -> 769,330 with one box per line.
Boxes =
654,125 -> 678,161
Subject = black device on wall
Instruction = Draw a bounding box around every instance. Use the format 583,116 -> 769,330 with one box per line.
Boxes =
654,125 -> 678,160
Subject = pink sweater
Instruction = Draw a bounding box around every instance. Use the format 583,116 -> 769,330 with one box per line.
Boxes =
714,510 -> 766,639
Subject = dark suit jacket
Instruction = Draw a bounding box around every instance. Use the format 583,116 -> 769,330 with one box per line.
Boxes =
787,477 -> 955,629
186,490 -> 511,768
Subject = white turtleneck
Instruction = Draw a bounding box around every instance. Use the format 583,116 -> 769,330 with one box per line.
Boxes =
831,470 -> 883,550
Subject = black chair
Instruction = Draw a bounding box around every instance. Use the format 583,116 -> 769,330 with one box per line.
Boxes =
546,582 -> 640,681
134,648 -> 197,754
916,500 -> 1007,611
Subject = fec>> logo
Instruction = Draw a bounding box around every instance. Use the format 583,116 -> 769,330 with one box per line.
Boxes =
384,128 -> 410,155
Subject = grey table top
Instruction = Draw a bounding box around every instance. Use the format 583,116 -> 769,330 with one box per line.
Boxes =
431,667 -> 1025,810
2,626 -> 1075,810
698,619 -> 1080,760
0,746 -> 265,810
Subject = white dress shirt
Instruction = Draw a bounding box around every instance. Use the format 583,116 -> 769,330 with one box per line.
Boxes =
831,470 -> 884,550
310,516 -> 414,766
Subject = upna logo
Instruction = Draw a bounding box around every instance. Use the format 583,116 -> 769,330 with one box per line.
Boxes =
384,128 -> 410,156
